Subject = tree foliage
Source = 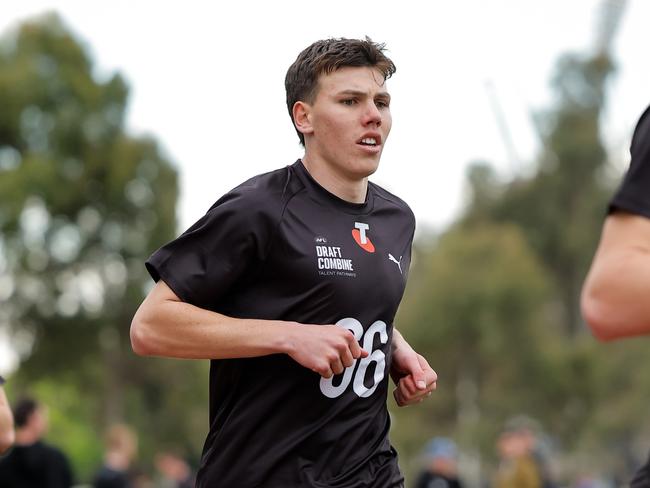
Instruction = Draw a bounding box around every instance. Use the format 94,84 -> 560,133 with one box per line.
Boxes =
463,53 -> 615,337
0,14 -> 207,480
2,10 -> 648,487
392,48 -> 650,486
393,223 -> 560,471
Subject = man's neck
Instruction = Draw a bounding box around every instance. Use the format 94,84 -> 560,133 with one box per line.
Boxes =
105,450 -> 131,470
15,428 -> 40,446
301,156 -> 368,204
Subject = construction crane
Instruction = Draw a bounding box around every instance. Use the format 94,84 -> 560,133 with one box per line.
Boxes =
485,0 -> 628,176
594,0 -> 628,57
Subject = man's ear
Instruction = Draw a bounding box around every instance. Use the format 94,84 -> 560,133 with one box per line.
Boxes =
292,101 -> 313,137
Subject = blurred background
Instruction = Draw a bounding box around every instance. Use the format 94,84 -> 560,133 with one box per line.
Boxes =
0,0 -> 649,486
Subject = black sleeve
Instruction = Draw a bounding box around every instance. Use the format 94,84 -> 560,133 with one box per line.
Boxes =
630,451 -> 650,488
146,185 -> 278,309
610,105 -> 650,218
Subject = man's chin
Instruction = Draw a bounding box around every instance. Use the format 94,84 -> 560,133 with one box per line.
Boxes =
358,159 -> 380,178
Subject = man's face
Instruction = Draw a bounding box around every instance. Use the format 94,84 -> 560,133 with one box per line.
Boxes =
301,66 -> 392,181
29,406 -> 48,438
498,431 -> 534,458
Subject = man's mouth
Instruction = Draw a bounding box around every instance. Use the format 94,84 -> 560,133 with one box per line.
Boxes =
359,137 -> 378,146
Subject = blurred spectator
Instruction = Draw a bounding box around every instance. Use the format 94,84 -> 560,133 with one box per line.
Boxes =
493,416 -> 544,488
414,437 -> 464,488
574,474 -> 612,488
93,423 -> 138,488
129,466 -> 154,488
0,396 -> 74,487
154,449 -> 194,488
0,375 -> 14,454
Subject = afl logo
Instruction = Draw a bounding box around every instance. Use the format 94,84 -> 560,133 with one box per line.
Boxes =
352,222 -> 375,253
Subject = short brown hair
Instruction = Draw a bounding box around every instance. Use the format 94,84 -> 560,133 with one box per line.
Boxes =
285,37 -> 396,145
13,397 -> 39,428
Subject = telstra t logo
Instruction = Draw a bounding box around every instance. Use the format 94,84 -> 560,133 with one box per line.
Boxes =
352,222 -> 375,253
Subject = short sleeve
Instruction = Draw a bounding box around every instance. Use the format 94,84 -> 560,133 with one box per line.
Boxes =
610,106 -> 650,218
146,186 -> 277,309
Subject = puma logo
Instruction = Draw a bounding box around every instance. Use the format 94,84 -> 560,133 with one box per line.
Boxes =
388,253 -> 402,274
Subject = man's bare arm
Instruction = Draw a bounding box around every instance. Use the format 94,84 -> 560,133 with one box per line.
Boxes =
130,280 -> 367,377
0,386 -> 14,454
581,212 -> 650,340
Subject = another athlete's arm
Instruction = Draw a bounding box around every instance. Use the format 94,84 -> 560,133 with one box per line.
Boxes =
390,330 -> 437,406
581,212 -> 650,340
131,280 -> 367,378
0,383 -> 14,454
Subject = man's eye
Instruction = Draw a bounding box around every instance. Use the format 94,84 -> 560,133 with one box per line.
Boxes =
341,99 -> 357,106
376,100 -> 390,108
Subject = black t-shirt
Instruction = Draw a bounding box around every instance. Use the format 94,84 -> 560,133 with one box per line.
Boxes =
414,471 -> 463,488
147,160 -> 415,487
610,105 -> 650,217
610,106 -> 650,488
92,465 -> 131,488
0,440 -> 74,488
631,454 -> 650,488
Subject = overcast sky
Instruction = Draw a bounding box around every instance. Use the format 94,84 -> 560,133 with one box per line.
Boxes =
2,1 -> 648,233
0,1 -> 648,370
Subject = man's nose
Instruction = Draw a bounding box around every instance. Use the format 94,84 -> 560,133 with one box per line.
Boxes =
362,101 -> 382,126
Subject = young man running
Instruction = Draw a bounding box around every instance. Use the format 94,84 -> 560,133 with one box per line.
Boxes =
581,105 -> 650,487
131,37 -> 437,487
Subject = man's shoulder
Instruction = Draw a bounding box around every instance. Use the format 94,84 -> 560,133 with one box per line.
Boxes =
38,441 -> 68,460
635,104 -> 650,131
4,441 -> 70,465
369,181 -> 415,219
631,105 -> 650,150
207,163 -> 304,217
236,164 -> 296,192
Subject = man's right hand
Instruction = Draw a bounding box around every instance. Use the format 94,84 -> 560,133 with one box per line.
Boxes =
284,323 -> 368,378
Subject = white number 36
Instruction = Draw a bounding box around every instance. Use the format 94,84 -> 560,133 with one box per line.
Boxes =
319,318 -> 388,399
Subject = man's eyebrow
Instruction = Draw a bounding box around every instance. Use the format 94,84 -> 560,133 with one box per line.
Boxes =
336,89 -> 391,99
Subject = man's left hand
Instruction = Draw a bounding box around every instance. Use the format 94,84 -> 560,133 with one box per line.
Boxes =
390,338 -> 437,407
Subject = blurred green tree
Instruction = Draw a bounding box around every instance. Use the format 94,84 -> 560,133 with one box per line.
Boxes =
392,223 -> 564,475
0,13 -> 207,480
393,48 -> 650,485
464,53 -> 615,338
